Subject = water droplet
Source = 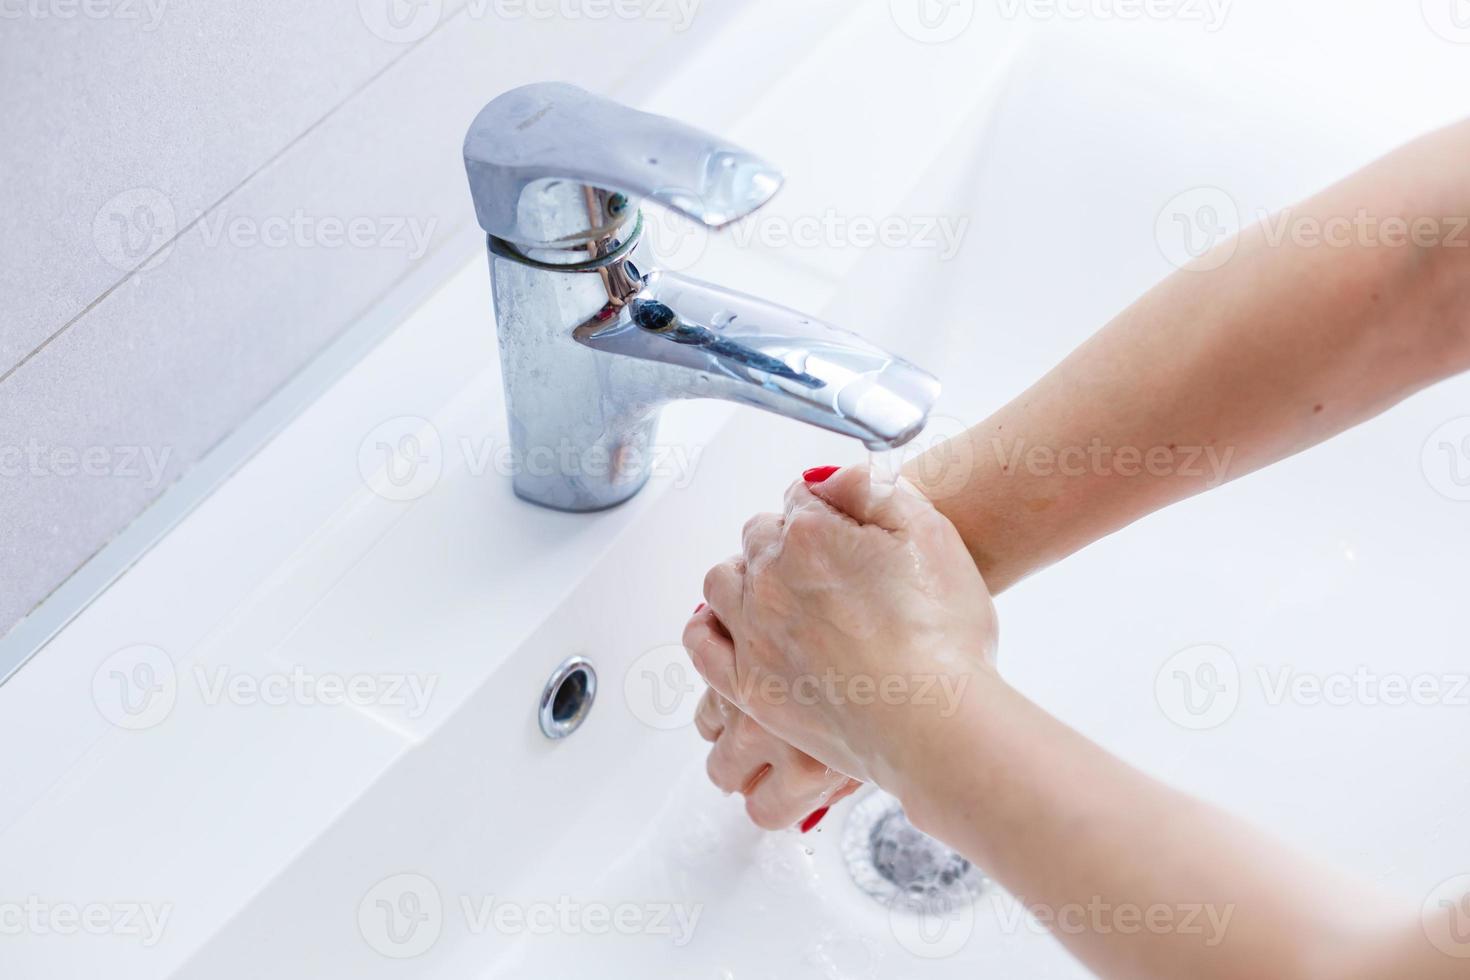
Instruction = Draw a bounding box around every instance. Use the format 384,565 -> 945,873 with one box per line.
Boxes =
755,833 -> 821,895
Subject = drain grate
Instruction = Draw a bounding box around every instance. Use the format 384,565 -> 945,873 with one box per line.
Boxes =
841,789 -> 987,913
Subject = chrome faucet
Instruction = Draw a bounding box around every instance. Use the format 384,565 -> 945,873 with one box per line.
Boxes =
463,82 -> 940,511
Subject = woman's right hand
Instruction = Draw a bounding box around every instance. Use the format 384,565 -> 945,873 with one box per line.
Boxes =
682,464 -> 1000,793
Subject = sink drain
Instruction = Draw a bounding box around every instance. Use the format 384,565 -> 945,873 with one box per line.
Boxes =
842,789 -> 987,913
538,656 -> 597,739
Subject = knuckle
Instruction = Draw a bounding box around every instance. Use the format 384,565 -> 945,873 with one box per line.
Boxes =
695,691 -> 723,736
728,713 -> 767,755
741,513 -> 781,556
705,746 -> 740,793
693,710 -> 720,742
701,562 -> 729,600
696,758 -> 726,793
782,477 -> 813,512
783,509 -> 826,547
680,618 -> 703,652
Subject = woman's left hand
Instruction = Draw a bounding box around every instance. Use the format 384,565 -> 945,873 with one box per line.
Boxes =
692,684 -> 861,830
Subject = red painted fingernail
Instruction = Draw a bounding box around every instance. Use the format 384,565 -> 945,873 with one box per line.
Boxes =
694,602 -> 706,614
803,466 -> 839,484
799,806 -> 831,833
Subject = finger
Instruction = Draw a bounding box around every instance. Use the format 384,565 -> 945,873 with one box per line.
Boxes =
704,712 -> 775,795
701,557 -> 744,633
683,606 -> 739,704
791,463 -> 934,532
743,751 -> 854,831
827,778 -> 863,807
693,687 -> 727,742
797,778 -> 864,833
740,512 -> 783,562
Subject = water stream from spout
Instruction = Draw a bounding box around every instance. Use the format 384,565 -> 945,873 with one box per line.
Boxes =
867,446 -> 903,501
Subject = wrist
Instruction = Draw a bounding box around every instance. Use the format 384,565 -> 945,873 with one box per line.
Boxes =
868,661 -> 1013,838
901,436 -> 1035,596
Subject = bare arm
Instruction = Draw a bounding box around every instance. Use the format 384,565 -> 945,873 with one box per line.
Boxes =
687,120 -> 1470,979
912,119 -> 1470,591
890,671 -> 1461,980
876,119 -> 1470,979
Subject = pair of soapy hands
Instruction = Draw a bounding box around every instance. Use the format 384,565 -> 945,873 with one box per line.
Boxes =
681,463 -> 998,832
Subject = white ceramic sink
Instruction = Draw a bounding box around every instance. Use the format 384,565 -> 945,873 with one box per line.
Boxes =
5,8 -> 1469,980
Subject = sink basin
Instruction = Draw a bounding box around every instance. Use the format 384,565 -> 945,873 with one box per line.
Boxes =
5,9 -> 1469,980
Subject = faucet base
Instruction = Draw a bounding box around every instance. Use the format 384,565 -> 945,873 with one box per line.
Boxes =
511,471 -> 652,514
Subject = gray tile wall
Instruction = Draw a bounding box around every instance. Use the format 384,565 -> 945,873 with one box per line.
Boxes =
0,0 -> 746,639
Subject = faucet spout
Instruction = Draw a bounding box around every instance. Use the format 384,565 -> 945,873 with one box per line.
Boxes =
577,271 -> 939,451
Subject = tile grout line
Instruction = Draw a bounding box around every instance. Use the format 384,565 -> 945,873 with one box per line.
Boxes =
0,7 -> 468,389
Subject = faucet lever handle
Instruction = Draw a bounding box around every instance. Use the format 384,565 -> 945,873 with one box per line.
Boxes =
464,82 -> 784,247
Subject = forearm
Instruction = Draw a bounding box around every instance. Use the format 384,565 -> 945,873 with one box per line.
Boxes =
882,677 -> 1448,980
909,120 -> 1470,592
